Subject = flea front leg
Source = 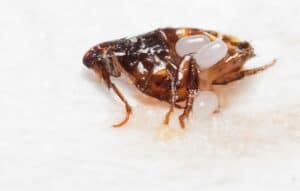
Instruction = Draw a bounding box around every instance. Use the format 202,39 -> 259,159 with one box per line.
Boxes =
94,64 -> 132,127
110,83 -> 132,127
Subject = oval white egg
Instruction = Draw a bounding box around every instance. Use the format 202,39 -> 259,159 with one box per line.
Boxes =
193,39 -> 228,70
175,35 -> 210,57
192,91 -> 218,119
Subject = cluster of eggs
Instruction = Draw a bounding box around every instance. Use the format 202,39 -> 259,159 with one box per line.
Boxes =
175,35 -> 228,70
175,35 -> 228,117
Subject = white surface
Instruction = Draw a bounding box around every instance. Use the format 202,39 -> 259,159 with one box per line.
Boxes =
1,0 -> 300,190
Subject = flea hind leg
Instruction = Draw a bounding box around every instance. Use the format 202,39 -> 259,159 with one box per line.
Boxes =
213,59 -> 276,85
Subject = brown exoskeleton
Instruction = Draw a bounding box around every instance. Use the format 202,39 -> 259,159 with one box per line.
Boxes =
83,28 -> 275,128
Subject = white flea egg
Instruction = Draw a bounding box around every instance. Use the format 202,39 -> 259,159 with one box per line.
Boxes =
193,39 -> 228,70
175,35 -> 210,57
192,91 -> 218,119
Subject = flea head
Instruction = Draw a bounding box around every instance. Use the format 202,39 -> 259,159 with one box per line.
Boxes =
83,47 -> 102,68
83,43 -> 121,77
237,41 -> 254,55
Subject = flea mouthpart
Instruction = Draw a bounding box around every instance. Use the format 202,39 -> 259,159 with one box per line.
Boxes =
175,35 -> 210,57
194,39 -> 228,70
193,91 -> 218,118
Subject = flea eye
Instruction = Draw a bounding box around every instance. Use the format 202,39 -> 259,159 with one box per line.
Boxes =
92,52 -> 98,57
237,41 -> 250,49
83,50 -> 99,68
175,35 -> 210,57
193,39 -> 228,70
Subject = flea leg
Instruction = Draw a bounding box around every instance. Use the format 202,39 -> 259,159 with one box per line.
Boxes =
94,64 -> 132,127
179,95 -> 195,128
164,75 -> 176,125
211,59 -> 274,112
164,57 -> 192,125
178,60 -> 199,128
111,83 -> 132,127
213,59 -> 276,85
164,105 -> 174,125
175,103 -> 185,109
